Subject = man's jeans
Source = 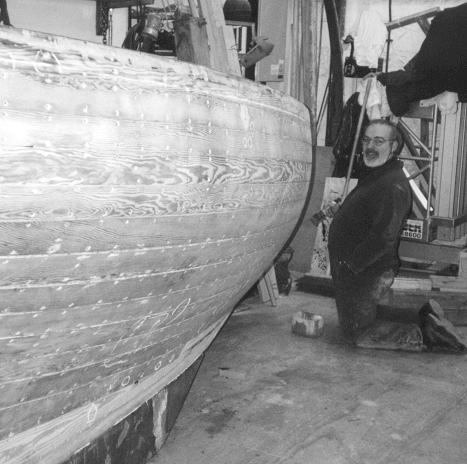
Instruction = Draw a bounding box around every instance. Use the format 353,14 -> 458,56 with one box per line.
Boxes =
332,266 -> 395,341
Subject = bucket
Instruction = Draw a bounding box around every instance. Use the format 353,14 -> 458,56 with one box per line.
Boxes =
291,311 -> 324,338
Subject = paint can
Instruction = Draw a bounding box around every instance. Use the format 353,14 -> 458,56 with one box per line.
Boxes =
291,311 -> 324,338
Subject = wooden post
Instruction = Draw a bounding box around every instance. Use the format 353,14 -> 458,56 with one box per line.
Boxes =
187,0 -> 199,18
173,8 -> 211,67
284,0 -> 301,98
284,0 -> 318,137
284,0 -> 295,96
197,0 -> 241,75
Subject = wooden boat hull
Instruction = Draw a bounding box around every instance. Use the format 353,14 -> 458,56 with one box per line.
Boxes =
0,27 -> 313,463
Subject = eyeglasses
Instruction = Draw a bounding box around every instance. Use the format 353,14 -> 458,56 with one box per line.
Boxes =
361,136 -> 395,147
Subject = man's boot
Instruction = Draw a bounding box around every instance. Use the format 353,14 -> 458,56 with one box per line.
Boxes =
355,320 -> 424,352
419,299 -> 467,353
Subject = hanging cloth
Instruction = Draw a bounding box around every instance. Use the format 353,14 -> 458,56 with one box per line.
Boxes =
353,9 -> 387,68
357,77 -> 391,120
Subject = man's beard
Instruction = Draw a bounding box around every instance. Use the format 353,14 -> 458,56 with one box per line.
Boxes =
363,149 -> 379,165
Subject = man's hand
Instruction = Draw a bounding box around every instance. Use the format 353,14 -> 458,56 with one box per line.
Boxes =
338,260 -> 356,276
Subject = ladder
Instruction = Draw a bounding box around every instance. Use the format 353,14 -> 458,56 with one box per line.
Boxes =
397,101 -> 439,242
386,8 -> 467,275
384,7 -> 441,242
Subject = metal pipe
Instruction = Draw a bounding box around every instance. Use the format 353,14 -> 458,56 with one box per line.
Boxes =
343,77 -> 372,198
385,0 -> 392,73
108,8 -> 113,46
317,78 -> 330,134
398,119 -> 432,157
399,156 -> 434,162
403,167 -> 429,211
315,1 -> 325,97
426,105 -> 438,221
406,164 -> 430,180
454,104 -> 466,216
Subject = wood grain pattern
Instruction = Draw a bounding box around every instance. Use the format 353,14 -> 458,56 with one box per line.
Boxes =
0,26 -> 313,463
0,317 -> 227,464
0,225 -> 281,286
0,206 -> 300,255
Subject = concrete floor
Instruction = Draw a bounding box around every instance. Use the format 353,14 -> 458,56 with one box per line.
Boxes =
152,289 -> 467,464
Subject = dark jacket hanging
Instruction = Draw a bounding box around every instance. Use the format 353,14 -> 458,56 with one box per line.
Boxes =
377,3 -> 467,116
332,92 -> 369,178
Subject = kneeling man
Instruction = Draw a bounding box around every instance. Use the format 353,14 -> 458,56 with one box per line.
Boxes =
328,119 -> 465,352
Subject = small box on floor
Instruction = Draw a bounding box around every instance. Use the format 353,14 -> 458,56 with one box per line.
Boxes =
292,311 -> 324,338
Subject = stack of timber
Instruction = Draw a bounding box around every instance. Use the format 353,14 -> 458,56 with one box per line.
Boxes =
298,269 -> 467,326
382,251 -> 467,325
0,27 -> 313,463
381,278 -> 467,326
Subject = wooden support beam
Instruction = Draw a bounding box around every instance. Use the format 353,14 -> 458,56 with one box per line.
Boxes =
173,9 -> 211,67
284,0 -> 318,131
197,0 -> 241,75
284,0 -> 296,96
187,0 -> 200,18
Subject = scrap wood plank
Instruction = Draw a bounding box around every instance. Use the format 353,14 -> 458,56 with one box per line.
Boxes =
258,266 -> 279,306
391,276 -> 432,291
300,274 -> 432,293
382,289 -> 467,326
431,275 -> 467,293
460,249 -> 467,277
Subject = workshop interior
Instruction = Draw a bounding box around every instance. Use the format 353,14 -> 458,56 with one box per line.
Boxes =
0,1 -> 466,464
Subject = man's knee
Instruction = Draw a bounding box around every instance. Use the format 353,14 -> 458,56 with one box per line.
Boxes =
334,268 -> 395,340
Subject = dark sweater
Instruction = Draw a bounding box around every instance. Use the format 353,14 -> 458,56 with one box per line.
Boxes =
328,158 -> 412,275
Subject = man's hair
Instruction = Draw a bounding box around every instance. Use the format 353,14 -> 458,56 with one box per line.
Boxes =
365,119 -> 404,157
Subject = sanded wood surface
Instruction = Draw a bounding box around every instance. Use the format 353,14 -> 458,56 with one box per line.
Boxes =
0,26 -> 312,463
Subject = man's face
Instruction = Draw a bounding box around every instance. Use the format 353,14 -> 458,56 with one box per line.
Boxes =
362,124 -> 396,168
